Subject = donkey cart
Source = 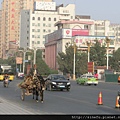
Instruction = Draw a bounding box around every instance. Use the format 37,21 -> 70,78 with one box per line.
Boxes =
19,76 -> 46,103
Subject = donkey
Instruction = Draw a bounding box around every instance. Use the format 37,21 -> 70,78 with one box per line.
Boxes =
32,75 -> 46,103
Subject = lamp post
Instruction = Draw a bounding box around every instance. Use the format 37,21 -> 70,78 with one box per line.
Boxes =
18,48 -> 31,74
86,41 -> 91,62
33,47 -> 37,65
105,37 -> 111,70
72,42 -> 76,80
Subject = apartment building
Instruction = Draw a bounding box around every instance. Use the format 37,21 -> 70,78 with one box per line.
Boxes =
0,0 -> 52,59
20,2 -> 75,50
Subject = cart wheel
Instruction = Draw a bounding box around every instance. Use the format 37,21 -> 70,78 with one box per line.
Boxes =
21,89 -> 25,101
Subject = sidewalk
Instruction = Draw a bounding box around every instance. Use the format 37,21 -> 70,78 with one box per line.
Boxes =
0,97 -> 34,114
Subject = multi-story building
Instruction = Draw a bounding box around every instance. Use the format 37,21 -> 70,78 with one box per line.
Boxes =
0,0 -> 51,59
0,9 -> 2,58
45,18 -> 117,70
20,2 -> 75,51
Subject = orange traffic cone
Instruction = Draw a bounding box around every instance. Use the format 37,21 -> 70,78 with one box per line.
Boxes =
98,92 -> 103,105
115,96 -> 120,108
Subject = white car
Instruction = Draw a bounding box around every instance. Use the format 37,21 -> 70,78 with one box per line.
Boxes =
17,72 -> 24,79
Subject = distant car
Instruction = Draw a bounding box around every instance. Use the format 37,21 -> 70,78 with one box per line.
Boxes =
45,74 -> 71,91
76,74 -> 98,86
17,72 -> 24,79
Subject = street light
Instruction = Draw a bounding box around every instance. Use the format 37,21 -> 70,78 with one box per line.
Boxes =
105,37 -> 111,70
72,42 -> 76,80
18,48 -> 31,74
86,40 -> 91,62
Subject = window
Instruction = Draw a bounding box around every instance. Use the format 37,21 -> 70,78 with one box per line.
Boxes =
37,29 -> 40,32
32,23 -> 35,26
84,25 -> 88,29
37,41 -> 40,44
43,30 -> 46,33
32,35 -> 34,38
43,41 -> 45,44
32,17 -> 35,20
54,18 -> 56,21
48,17 -> 51,21
32,29 -> 35,32
43,24 -> 46,27
43,17 -> 46,21
38,17 -> 40,20
38,23 -> 40,26
32,41 -> 34,44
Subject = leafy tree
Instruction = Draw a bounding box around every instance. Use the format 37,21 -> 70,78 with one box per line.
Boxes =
109,48 -> 120,72
90,40 -> 106,66
57,44 -> 88,75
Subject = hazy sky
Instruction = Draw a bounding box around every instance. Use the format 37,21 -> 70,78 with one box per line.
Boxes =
0,0 -> 120,24
54,0 -> 120,24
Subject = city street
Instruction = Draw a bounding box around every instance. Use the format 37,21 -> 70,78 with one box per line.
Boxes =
0,78 -> 120,114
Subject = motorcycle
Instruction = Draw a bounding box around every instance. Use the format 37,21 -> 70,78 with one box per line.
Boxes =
3,78 -> 9,87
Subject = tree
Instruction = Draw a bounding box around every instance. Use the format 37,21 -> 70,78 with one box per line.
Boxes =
57,44 -> 88,75
90,40 -> 106,66
109,48 -> 120,72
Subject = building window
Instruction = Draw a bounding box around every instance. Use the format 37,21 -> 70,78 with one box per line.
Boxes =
32,35 -> 34,38
37,29 -> 40,32
32,17 -> 35,20
38,23 -> 40,26
43,30 -> 46,32
38,35 -> 40,38
32,23 -> 35,26
32,41 -> 34,44
84,25 -> 88,29
48,17 -> 51,21
54,18 -> 56,21
37,41 -> 40,44
43,41 -> 45,44
43,24 -> 46,27
43,17 -> 46,21
38,17 -> 40,20
32,29 -> 35,32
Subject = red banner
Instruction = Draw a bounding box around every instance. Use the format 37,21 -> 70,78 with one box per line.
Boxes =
87,62 -> 94,73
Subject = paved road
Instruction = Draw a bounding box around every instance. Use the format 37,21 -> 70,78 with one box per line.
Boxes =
0,79 -> 120,115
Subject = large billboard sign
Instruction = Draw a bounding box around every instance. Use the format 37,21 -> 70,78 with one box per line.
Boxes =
34,2 -> 56,11
73,36 -> 115,48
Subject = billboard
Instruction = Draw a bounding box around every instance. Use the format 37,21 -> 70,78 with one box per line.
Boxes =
73,36 -> 115,48
34,2 -> 56,11
16,57 -> 22,64
88,62 -> 94,73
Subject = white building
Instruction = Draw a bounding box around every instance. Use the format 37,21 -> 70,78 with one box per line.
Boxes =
20,2 -> 75,50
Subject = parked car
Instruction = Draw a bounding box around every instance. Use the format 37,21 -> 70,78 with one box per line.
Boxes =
45,74 -> 71,91
76,74 -> 98,86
